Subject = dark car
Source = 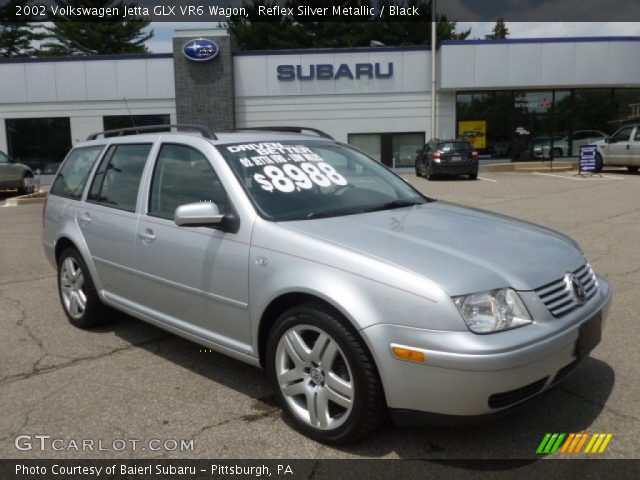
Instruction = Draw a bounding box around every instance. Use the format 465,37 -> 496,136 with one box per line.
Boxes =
415,139 -> 478,180
0,150 -> 35,194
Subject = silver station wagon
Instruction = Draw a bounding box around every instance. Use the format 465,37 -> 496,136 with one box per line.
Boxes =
42,125 -> 612,444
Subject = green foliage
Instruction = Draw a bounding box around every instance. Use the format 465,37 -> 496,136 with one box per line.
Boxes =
42,0 -> 152,56
228,0 -> 470,50
0,1 -> 45,57
486,18 -> 509,39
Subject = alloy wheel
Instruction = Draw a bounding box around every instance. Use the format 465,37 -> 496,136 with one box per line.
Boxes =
59,257 -> 87,320
275,324 -> 354,430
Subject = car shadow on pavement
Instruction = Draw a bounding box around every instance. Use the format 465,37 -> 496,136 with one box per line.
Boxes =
104,310 -> 615,461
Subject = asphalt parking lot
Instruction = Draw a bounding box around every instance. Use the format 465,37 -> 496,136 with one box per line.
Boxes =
1,168 -> 639,460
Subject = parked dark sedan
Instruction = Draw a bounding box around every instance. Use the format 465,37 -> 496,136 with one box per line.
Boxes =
415,139 -> 478,180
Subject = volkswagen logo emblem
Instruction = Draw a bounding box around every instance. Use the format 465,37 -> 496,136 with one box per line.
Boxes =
182,38 -> 219,62
565,272 -> 587,304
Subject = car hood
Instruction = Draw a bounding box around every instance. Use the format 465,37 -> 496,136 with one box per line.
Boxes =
280,201 -> 585,296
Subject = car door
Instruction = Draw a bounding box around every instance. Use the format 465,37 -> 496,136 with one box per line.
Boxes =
133,142 -> 251,350
0,151 -> 8,187
606,126 -> 633,166
630,127 -> 640,168
79,143 -> 152,302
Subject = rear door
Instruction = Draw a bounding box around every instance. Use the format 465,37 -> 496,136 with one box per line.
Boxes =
79,143 -> 152,302
133,142 -> 251,350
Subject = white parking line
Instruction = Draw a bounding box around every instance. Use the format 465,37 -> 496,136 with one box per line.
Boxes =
478,176 -> 498,182
533,172 -> 625,181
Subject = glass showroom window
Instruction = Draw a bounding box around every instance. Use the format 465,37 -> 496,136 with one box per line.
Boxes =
5,118 -> 71,174
103,114 -> 170,135
348,132 -> 425,168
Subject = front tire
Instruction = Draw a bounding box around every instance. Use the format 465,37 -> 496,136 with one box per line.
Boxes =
469,172 -> 478,180
266,303 -> 386,444
627,166 -> 639,173
57,247 -> 110,328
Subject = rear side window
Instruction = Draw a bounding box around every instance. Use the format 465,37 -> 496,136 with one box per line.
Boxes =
438,142 -> 472,152
50,146 -> 104,199
148,144 -> 229,220
87,144 -> 151,212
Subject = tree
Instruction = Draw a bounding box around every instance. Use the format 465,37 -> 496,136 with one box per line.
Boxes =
227,0 -> 470,51
42,0 -> 152,56
486,18 -> 509,39
0,1 -> 46,57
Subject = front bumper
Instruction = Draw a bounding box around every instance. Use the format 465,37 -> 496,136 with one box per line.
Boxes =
360,275 -> 611,418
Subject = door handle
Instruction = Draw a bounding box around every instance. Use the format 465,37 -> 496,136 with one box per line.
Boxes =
78,213 -> 91,224
139,229 -> 156,243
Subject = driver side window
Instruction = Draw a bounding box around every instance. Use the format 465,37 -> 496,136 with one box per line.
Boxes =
148,144 -> 230,220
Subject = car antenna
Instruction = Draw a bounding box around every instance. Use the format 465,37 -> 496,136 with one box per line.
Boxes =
122,97 -> 137,128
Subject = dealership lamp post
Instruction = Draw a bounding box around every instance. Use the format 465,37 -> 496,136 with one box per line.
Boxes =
431,0 -> 437,140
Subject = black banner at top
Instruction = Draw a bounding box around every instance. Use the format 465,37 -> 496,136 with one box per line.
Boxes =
1,0 -> 640,22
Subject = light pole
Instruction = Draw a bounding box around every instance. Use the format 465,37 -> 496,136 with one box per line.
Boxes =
430,0 -> 437,141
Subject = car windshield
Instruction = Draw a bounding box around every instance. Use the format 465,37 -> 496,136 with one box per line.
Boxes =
218,140 -> 427,221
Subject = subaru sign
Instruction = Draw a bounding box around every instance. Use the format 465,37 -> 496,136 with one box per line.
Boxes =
277,62 -> 393,81
183,38 -> 219,62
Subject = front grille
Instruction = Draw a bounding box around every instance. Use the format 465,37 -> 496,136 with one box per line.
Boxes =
488,377 -> 548,409
535,264 -> 598,318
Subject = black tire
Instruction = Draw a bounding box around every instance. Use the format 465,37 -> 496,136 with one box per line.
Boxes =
414,162 -> 422,177
627,166 -> 639,173
595,153 -> 604,173
266,303 -> 386,444
469,173 -> 478,180
57,247 -> 111,328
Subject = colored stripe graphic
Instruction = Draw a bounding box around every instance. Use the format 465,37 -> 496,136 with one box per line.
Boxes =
537,433 -> 566,454
538,433 -> 613,454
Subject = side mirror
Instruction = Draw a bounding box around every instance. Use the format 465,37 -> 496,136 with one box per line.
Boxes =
174,202 -> 225,227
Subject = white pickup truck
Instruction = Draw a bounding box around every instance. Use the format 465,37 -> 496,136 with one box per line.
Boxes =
594,123 -> 640,172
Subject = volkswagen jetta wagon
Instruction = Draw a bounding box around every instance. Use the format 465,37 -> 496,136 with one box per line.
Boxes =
42,125 -> 611,444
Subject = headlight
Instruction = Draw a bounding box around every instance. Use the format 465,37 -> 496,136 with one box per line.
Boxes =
453,288 -> 532,334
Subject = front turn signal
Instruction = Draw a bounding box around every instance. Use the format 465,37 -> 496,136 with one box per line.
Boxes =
391,345 -> 426,363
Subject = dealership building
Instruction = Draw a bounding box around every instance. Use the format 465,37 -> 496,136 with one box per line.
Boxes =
1,28 -> 640,176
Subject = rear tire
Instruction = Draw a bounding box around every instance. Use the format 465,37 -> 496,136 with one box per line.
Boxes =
469,173 -> 478,180
17,174 -> 34,195
266,303 -> 386,444
57,247 -> 111,328
595,153 -> 604,173
627,166 -> 639,173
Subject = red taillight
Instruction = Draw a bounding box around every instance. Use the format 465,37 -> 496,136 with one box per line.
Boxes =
472,151 -> 479,158
432,151 -> 441,159
42,195 -> 48,229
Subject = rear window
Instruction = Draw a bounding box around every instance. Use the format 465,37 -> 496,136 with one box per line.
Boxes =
49,146 -> 104,199
438,142 -> 472,152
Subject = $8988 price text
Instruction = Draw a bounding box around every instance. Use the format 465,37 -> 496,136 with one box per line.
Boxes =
253,162 -> 347,192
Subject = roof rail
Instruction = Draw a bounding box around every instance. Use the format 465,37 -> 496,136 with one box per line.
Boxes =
234,126 -> 334,139
87,124 -> 217,141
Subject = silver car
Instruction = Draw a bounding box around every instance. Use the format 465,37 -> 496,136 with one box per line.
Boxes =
42,125 -> 612,444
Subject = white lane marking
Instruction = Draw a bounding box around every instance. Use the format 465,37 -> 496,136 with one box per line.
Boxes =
533,172 -> 624,181
478,176 -> 498,182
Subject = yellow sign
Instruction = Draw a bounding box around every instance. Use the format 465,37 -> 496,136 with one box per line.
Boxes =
458,120 -> 486,149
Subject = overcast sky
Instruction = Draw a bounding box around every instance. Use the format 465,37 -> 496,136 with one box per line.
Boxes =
145,22 -> 640,52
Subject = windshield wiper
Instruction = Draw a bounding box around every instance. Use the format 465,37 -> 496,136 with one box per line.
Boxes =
362,199 -> 423,213
306,208 -> 363,220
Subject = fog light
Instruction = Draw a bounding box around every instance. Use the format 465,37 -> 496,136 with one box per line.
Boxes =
391,345 -> 426,363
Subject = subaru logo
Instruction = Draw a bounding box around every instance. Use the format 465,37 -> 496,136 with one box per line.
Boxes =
565,273 -> 587,304
182,38 -> 219,62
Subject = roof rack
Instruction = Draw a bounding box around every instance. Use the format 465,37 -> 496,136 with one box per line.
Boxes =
87,124 -> 217,141
233,126 -> 334,139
